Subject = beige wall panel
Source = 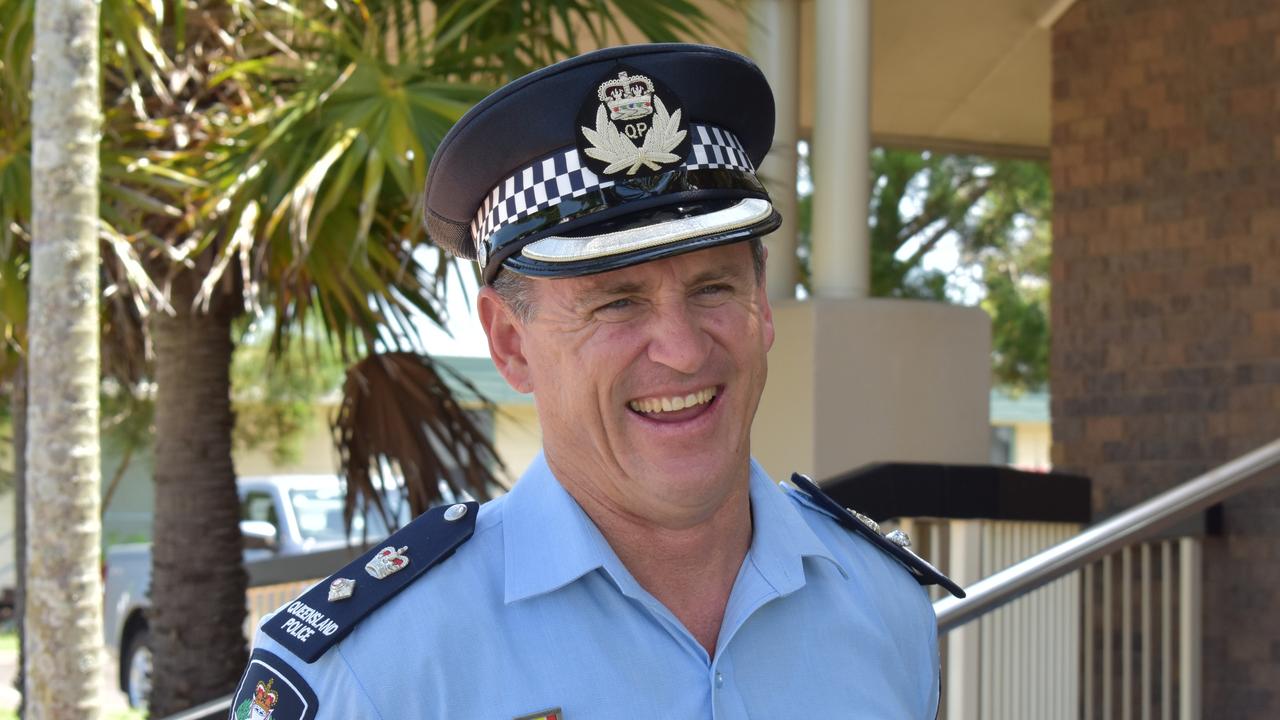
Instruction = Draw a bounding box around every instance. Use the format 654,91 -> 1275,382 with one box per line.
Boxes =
752,300 -> 818,479
755,299 -> 990,481
494,403 -> 543,481
811,299 -> 990,477
1012,421 -> 1051,471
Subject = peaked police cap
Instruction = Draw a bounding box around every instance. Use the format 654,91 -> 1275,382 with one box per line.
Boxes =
423,44 -> 780,283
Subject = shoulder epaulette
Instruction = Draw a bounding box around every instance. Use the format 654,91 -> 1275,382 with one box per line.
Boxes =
263,500 -> 479,663
789,474 -> 965,599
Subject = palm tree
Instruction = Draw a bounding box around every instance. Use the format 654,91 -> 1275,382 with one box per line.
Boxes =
24,0 -> 103,715
4,0 -> 740,713
2,0 -> 179,710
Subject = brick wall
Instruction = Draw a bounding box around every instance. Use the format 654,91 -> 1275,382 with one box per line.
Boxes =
1051,0 -> 1280,716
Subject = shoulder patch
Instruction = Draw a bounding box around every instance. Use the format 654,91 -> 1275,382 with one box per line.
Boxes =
789,474 -> 965,599
230,648 -> 319,720
262,501 -> 478,663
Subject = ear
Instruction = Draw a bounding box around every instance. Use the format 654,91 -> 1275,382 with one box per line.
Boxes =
478,287 -> 534,393
758,245 -> 775,351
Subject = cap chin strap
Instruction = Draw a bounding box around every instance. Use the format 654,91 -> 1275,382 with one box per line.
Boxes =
520,198 -> 773,264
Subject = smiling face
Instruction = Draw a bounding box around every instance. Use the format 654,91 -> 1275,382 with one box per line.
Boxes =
479,242 -> 774,527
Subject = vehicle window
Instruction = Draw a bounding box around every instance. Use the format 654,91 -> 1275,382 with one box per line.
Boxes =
288,487 -> 410,543
241,491 -> 278,527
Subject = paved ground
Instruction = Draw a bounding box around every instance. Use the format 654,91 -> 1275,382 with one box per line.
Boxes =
0,647 -> 132,714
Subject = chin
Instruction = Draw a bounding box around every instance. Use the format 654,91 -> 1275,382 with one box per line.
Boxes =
638,449 -> 745,489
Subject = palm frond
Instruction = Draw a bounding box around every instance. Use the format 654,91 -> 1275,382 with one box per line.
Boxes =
334,352 -> 506,529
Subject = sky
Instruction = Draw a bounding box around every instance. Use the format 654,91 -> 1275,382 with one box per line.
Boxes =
414,251 -> 490,358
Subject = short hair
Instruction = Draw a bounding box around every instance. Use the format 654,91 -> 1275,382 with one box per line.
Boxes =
491,238 -> 766,322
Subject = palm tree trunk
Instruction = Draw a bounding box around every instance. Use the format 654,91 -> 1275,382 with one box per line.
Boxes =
25,0 -> 103,715
148,279 -> 247,716
10,360 -> 26,719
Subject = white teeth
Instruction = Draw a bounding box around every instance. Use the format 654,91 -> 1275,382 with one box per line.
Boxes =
628,388 -> 716,415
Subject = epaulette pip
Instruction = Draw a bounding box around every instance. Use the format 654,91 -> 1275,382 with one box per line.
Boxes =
262,500 -> 479,663
790,474 -> 965,599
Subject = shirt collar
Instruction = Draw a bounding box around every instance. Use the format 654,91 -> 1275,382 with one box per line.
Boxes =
743,458 -> 848,596
501,453 -> 623,604
501,453 -> 846,604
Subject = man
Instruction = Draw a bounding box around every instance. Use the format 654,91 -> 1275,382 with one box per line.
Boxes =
230,44 -> 961,719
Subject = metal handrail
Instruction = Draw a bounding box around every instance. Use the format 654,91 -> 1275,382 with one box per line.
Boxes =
158,694 -> 232,720
933,437 -> 1280,633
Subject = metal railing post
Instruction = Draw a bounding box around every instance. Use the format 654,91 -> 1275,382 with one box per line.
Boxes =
1178,538 -> 1201,720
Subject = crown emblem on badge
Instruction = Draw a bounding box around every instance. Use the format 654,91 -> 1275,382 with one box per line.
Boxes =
597,71 -> 655,122
581,78 -> 686,176
252,678 -> 279,713
365,545 -> 410,580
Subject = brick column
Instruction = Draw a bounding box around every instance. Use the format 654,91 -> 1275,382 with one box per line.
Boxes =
1052,1 -> 1280,717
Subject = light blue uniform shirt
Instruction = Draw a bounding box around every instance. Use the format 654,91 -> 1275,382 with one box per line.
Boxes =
252,454 -> 939,718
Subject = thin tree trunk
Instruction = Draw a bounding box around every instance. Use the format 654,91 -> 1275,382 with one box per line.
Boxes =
26,0 -> 103,715
10,360 -> 26,719
148,279 -> 247,716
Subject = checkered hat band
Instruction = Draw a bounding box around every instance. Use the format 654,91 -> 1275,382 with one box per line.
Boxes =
470,123 -> 753,253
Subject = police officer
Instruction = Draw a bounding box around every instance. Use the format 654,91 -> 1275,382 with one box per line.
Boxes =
229,43 -> 962,720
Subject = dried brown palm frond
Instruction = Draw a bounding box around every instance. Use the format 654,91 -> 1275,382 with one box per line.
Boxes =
334,351 -> 507,533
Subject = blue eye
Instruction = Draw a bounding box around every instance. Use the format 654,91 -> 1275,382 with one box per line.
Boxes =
600,297 -> 634,312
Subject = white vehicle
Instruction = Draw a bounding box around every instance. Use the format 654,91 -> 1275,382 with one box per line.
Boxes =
103,475 -> 409,709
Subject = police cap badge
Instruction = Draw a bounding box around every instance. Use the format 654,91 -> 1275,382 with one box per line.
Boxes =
423,44 -> 780,283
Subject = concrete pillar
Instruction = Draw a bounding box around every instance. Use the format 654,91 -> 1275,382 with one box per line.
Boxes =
748,0 -> 801,301
810,0 -> 871,299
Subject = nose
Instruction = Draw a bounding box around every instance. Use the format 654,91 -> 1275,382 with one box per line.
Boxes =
645,301 -> 712,375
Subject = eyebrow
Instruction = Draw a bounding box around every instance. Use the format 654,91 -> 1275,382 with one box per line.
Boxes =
574,279 -> 647,312
687,263 -> 743,286
572,261 -> 747,311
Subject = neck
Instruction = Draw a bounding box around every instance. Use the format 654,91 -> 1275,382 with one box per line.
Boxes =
552,462 -> 754,658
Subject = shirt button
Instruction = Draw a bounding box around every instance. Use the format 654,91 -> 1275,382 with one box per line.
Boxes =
715,672 -> 725,688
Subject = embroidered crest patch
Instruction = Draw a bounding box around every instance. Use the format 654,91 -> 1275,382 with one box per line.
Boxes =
576,65 -> 691,178
229,649 -> 319,720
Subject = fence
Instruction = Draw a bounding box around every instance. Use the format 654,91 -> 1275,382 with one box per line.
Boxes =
889,515 -> 1205,720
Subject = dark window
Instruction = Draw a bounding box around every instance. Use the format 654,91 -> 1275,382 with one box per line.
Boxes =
240,490 -> 279,528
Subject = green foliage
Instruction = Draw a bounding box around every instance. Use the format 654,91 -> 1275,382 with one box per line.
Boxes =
101,382 -> 155,457
797,146 -> 1052,390
98,377 -> 160,518
0,254 -> 26,370
231,321 -> 349,466
0,418 -> 11,497
982,222 -> 1050,392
